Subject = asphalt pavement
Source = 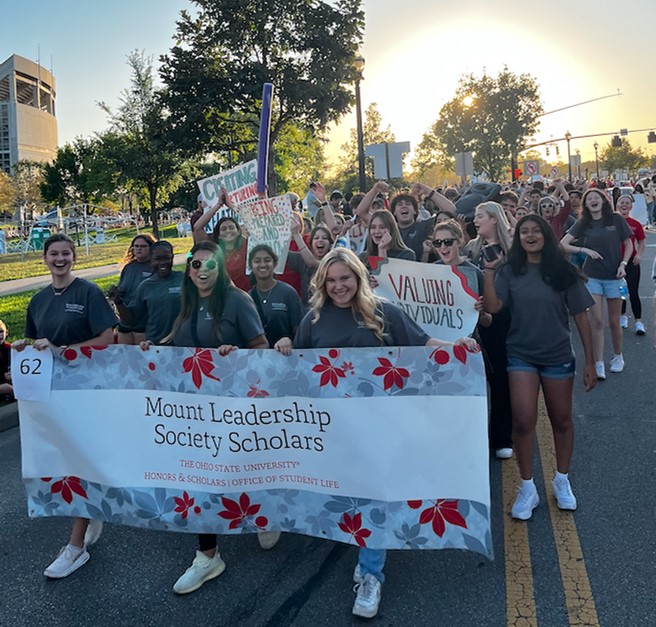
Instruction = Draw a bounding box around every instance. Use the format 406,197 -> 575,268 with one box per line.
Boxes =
0,238 -> 655,626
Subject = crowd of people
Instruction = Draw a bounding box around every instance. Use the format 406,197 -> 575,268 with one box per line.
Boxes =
5,172 -> 656,619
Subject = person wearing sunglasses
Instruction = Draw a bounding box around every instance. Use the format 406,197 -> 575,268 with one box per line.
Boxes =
431,219 -> 492,330
145,241 -> 271,595
537,181 -> 572,240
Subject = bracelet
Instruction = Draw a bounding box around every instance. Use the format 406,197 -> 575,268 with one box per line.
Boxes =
319,201 -> 328,207
620,260 -> 627,266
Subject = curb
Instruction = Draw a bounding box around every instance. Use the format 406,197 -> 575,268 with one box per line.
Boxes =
0,401 -> 18,432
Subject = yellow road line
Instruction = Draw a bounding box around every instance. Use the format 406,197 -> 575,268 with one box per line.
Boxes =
536,399 -> 600,627
503,457 -> 538,626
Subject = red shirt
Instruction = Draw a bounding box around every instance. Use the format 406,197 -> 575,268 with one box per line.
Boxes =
622,216 -> 645,260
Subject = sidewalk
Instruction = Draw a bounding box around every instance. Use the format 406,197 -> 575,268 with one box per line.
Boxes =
0,253 -> 189,297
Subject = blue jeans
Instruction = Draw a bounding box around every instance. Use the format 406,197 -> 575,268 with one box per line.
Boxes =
359,548 -> 386,583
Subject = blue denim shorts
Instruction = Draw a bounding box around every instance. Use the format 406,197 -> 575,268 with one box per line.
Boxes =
507,356 -> 575,380
586,277 -> 623,299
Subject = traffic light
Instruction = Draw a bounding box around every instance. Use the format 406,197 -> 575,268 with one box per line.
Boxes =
611,135 -> 622,147
546,147 -> 550,156
648,131 -> 656,143
556,146 -> 560,156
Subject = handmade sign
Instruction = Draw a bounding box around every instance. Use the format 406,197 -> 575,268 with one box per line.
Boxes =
371,257 -> 480,343
20,345 -> 491,555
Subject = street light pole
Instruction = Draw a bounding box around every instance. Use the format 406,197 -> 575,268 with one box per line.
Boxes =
593,142 -> 599,180
354,54 -> 366,192
575,149 -> 581,178
565,131 -> 572,182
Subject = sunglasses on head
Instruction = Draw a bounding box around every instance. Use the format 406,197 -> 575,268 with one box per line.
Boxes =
190,259 -> 217,270
432,238 -> 456,248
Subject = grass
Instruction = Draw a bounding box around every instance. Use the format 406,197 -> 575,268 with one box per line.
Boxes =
0,228 -> 193,281
0,266 -> 186,343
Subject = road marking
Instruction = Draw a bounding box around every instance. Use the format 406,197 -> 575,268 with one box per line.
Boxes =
536,399 -> 600,627
503,458 -> 538,626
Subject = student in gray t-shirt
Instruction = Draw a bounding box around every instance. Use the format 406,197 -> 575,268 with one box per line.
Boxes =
107,233 -> 155,344
111,241 -> 183,344
291,247 -> 478,619
483,215 -> 596,524
145,241 -> 270,596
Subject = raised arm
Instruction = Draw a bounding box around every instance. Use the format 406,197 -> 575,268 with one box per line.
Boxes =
354,181 -> 390,219
411,182 -> 457,215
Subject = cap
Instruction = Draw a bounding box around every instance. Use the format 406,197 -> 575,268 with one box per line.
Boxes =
330,190 -> 343,200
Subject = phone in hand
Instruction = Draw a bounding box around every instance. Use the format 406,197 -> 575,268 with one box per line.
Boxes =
481,243 -> 503,263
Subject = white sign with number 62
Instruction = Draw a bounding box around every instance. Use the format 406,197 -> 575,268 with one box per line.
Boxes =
11,346 -> 53,401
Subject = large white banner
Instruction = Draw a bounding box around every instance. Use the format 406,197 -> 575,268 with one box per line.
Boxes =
18,345 -> 492,554
371,257 -> 480,343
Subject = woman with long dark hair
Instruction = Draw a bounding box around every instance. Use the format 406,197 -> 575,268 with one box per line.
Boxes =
248,244 -> 303,354
12,234 -> 117,578
293,248 -> 477,619
560,189 -> 633,379
192,188 -> 250,291
143,241 -> 272,594
483,215 -> 596,521
362,209 -> 415,262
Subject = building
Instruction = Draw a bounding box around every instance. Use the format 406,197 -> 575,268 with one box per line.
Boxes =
0,54 -> 58,174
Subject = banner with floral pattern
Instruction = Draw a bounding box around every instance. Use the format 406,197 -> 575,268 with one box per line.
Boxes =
20,344 -> 492,557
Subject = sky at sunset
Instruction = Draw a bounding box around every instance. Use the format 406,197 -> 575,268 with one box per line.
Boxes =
3,0 -> 655,175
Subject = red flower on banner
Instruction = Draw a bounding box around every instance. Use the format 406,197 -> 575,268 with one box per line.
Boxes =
312,355 -> 346,388
218,493 -> 266,529
372,357 -> 410,391
51,476 -> 88,504
430,348 -> 450,365
41,477 -> 53,482
247,384 -> 270,398
453,344 -> 468,365
341,361 -> 355,374
182,348 -> 221,390
80,345 -> 108,359
417,499 -> 467,537
407,500 -> 423,509
338,512 -> 372,548
62,348 -> 78,361
174,491 -> 196,519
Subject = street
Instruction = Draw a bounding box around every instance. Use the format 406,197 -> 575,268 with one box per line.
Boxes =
1,237 -> 655,627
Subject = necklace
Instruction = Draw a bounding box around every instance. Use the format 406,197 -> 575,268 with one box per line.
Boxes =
257,284 -> 275,304
52,281 -> 74,296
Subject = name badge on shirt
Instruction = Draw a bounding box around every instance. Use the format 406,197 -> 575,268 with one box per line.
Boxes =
11,346 -> 53,401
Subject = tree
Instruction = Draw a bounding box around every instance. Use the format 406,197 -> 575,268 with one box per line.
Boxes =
101,51 -> 189,236
600,140 -> 649,174
0,171 -> 15,215
273,121 -> 326,194
12,160 -> 44,220
159,0 -> 364,193
331,102 -> 398,194
40,138 -> 117,210
415,68 -> 543,182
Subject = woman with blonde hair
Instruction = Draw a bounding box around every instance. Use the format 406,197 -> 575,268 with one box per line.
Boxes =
293,247 -> 477,619
465,201 -> 514,460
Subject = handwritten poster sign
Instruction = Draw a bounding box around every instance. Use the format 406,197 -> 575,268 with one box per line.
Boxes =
371,257 -> 480,342
196,160 -> 258,233
237,194 -> 294,273
19,345 -> 491,555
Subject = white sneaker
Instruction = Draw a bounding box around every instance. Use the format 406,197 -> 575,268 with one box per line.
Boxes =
609,355 -> 624,373
44,545 -> 90,579
636,321 -> 646,336
620,315 -> 629,329
83,520 -> 103,547
552,476 -> 577,511
172,550 -> 226,594
257,530 -> 281,550
511,483 -> 539,520
595,361 -> 606,380
495,447 -> 513,459
352,573 -> 382,619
